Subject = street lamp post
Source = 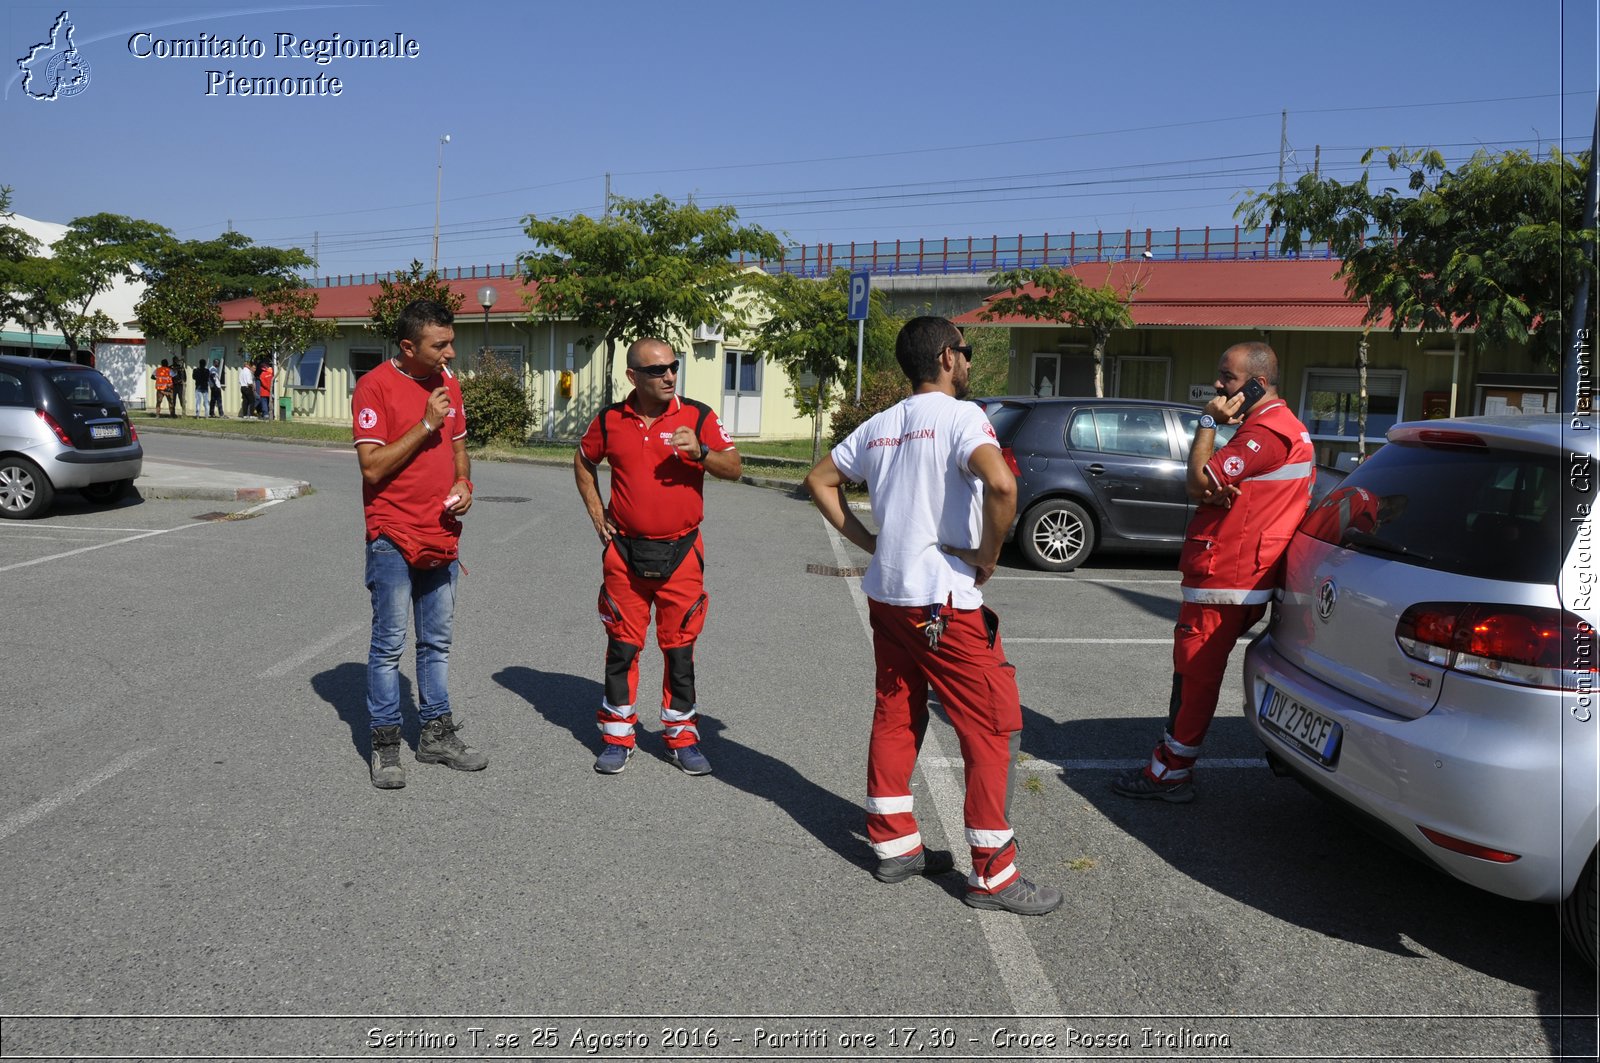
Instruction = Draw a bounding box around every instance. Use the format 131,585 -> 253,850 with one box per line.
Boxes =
477,284 -> 498,363
432,133 -> 450,272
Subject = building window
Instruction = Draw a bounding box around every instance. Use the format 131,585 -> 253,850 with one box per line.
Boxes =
1113,356 -> 1170,401
1300,367 -> 1406,440
350,349 -> 384,383
293,345 -> 326,389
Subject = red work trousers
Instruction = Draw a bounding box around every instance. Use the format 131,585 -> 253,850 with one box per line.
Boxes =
1148,598 -> 1267,781
596,531 -> 708,751
866,598 -> 1024,895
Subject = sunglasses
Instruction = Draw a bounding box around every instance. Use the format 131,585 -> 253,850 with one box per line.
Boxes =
630,360 -> 680,378
950,344 -> 973,361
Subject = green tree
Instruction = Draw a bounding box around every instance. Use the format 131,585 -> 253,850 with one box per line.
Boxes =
0,187 -> 40,329
239,289 -> 337,412
980,266 -> 1138,397
754,269 -> 902,462
367,259 -> 465,344
458,352 -> 535,445
1236,145 -> 1594,366
520,194 -> 781,405
134,266 -> 221,367
8,212 -> 171,361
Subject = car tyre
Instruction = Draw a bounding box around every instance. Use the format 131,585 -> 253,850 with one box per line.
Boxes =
1018,498 -> 1095,572
80,478 -> 134,505
1561,848 -> 1598,970
0,455 -> 54,519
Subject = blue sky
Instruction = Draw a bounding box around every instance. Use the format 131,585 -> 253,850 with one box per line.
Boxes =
4,0 -> 1596,279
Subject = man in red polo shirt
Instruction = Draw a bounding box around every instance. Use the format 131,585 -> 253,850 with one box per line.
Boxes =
575,337 -> 742,776
1113,340 -> 1314,802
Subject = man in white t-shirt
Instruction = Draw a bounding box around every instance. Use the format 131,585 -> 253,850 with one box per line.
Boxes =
804,316 -> 1061,916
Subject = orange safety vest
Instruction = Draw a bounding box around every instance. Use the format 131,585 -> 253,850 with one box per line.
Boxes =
154,366 -> 173,392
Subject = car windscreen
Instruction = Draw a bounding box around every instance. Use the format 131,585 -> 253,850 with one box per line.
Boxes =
984,402 -> 1033,445
1298,440 -> 1584,584
42,367 -> 123,408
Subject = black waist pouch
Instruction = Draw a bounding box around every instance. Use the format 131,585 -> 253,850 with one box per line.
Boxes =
613,530 -> 697,580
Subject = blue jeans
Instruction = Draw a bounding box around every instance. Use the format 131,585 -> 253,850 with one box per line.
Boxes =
365,535 -> 458,729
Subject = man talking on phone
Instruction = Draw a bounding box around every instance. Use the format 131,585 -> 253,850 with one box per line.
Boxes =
1112,341 -> 1313,803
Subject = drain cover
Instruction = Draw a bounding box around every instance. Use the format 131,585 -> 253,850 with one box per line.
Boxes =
473,495 -> 531,504
193,511 -> 257,522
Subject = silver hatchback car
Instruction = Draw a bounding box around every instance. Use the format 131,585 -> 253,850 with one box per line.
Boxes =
1243,414 -> 1597,967
0,355 -> 143,518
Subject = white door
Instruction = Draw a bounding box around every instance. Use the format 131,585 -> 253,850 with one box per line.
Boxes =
721,349 -> 762,436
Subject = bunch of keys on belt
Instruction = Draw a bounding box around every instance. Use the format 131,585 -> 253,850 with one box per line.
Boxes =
917,596 -> 951,652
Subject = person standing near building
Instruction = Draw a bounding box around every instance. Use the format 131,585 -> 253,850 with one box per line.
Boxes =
209,358 -> 225,417
351,298 -> 486,789
1112,341 -> 1314,803
152,359 -> 174,416
191,359 -> 211,418
170,360 -> 187,416
574,337 -> 740,776
238,360 -> 256,418
804,315 -> 1061,916
257,360 -> 275,420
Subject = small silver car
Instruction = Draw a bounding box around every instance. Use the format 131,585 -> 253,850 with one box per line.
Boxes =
0,355 -> 143,518
1243,414 -> 1597,967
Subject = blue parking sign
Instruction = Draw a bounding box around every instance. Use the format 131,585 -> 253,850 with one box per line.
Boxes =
847,270 -> 870,321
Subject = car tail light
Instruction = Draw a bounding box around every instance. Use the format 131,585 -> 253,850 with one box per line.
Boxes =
1396,602 -> 1594,689
1418,826 -> 1520,862
1000,446 -> 1021,477
35,408 -> 72,446
129,422 -> 139,443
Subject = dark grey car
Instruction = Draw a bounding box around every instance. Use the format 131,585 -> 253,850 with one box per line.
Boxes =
979,396 -> 1341,572
0,355 -> 143,518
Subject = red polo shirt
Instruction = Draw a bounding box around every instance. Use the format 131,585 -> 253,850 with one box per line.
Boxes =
579,392 -> 732,540
352,360 -> 467,542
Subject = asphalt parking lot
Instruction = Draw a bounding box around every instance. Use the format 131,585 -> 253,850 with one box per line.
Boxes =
0,430 -> 1593,1062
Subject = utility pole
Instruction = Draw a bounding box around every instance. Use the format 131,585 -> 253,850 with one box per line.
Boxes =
1278,109 -> 1289,187
603,172 -> 612,218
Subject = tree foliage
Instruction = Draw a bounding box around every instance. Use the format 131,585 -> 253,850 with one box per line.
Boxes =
367,259 -> 465,344
239,288 -> 337,404
1237,146 -> 1594,366
134,266 -> 221,363
754,269 -> 902,462
6,211 -> 171,360
981,266 -> 1138,396
458,352 -> 535,446
0,187 -> 40,329
520,194 -> 781,405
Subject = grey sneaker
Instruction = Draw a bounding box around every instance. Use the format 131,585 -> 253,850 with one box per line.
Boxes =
963,875 -> 1063,916
873,848 -> 955,883
416,713 -> 488,772
669,743 -> 712,775
369,725 -> 406,789
594,744 -> 633,774
1111,766 -> 1195,803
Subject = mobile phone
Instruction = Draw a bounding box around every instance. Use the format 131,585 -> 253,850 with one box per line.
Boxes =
1236,377 -> 1267,417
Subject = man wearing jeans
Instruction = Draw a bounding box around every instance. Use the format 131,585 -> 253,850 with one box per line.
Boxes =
351,299 -> 486,789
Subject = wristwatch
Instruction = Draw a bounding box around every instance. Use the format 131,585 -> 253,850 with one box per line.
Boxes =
1198,414 -> 1217,430
698,443 -> 710,461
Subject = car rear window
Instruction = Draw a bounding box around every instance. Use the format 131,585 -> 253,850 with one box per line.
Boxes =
1299,440 -> 1584,584
984,402 -> 1033,445
42,367 -> 123,407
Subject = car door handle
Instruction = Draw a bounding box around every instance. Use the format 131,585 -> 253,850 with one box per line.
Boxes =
1086,463 -> 1106,475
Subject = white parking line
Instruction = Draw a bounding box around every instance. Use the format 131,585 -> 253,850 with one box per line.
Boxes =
0,523 -> 208,574
0,749 -> 156,842
259,620 -> 370,679
827,526 -> 1062,1018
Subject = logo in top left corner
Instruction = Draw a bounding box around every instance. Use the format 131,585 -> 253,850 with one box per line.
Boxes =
18,11 -> 92,102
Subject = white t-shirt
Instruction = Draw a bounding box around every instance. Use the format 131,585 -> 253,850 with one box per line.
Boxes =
831,391 -> 999,609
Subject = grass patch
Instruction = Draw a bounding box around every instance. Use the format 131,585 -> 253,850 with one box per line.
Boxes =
1022,776 -> 1045,795
1067,857 -> 1097,872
